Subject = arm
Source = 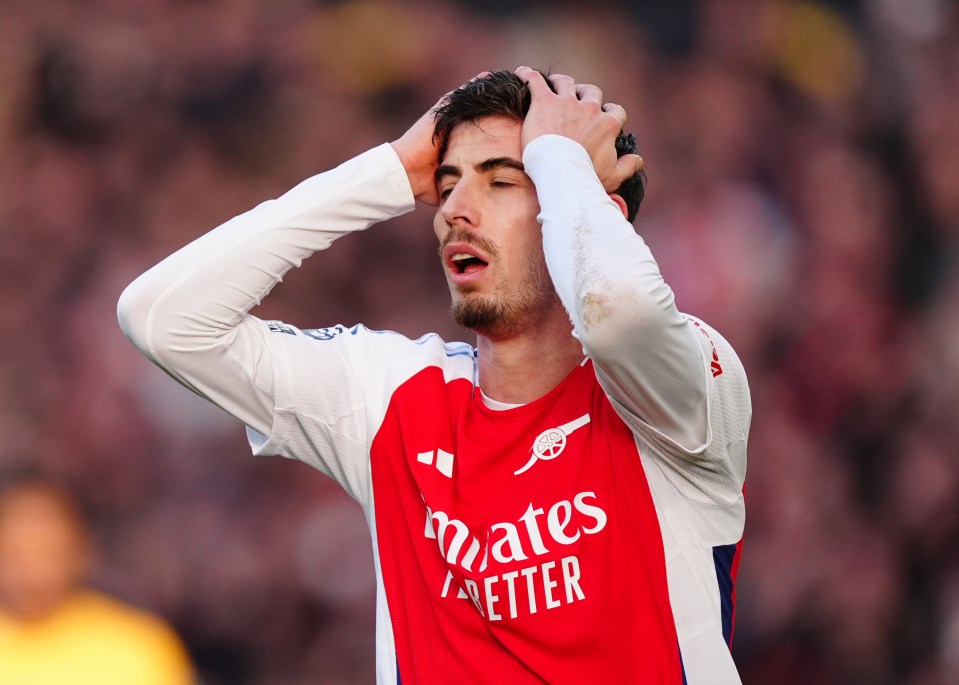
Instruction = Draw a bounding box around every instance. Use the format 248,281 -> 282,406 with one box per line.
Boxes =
118,83 -> 476,502
516,68 -> 709,452
117,143 -> 416,437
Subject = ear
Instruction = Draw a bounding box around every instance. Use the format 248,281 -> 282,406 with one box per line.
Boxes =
608,193 -> 628,220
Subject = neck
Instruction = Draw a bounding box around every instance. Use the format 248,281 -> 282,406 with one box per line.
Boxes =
1,588 -> 75,622
475,309 -> 584,404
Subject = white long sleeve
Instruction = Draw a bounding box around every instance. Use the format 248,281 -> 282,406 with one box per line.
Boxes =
524,135 -> 710,453
117,143 -> 416,438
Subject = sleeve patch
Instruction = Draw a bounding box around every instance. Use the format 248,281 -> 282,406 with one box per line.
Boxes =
267,321 -> 297,336
302,325 -> 349,341
686,318 -> 723,377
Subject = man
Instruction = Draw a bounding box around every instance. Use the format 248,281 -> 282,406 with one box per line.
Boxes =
0,473 -> 194,685
119,67 -> 750,684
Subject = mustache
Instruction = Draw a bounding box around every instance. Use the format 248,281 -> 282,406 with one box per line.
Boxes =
438,227 -> 499,260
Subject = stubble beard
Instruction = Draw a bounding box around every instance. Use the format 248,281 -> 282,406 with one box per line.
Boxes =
449,257 -> 557,339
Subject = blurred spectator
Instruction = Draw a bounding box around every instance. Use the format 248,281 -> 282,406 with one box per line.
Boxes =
0,472 -> 194,685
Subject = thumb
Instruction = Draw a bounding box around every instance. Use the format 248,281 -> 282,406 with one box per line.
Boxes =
617,154 -> 644,181
603,154 -> 644,192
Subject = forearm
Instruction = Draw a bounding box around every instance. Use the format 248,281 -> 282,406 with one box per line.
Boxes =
117,143 -> 415,430
524,135 -> 708,450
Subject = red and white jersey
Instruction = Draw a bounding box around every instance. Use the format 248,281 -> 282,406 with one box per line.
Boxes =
119,137 -> 751,684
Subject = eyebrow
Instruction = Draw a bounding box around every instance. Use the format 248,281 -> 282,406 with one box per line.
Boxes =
435,156 -> 527,183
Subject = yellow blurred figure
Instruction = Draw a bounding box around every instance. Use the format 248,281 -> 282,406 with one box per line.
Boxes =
0,476 -> 194,685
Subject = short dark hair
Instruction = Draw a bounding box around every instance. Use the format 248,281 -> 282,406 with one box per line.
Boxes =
432,69 -> 646,222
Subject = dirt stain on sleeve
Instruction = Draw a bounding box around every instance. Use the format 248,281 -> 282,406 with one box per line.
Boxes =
579,291 -> 612,331
572,212 -> 615,331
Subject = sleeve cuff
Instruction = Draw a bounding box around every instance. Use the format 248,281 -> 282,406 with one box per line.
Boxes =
522,134 -> 593,179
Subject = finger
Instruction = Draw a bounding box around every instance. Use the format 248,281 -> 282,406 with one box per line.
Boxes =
548,73 -> 577,97
609,154 -> 644,187
449,71 -> 490,97
433,71 -> 493,110
601,102 -> 628,127
515,66 -> 552,97
575,83 -> 603,104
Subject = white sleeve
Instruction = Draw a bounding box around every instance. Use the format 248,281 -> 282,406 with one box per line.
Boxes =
236,323 -> 467,505
117,144 -> 416,483
523,134 -> 710,453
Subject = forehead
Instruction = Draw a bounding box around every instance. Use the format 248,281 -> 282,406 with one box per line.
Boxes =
0,486 -> 80,528
441,116 -> 523,165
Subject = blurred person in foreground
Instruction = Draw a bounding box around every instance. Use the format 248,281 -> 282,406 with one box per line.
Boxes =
119,67 -> 750,684
0,474 -> 194,685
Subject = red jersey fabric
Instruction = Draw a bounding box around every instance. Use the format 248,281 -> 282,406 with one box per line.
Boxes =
371,361 -> 684,684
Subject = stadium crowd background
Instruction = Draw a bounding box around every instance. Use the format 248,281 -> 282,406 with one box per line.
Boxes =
1,0 -> 958,683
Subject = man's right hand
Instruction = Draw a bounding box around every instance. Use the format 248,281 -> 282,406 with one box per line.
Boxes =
391,73 -> 489,206
390,95 -> 445,206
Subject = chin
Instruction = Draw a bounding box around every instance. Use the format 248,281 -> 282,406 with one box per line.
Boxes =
451,293 -> 534,340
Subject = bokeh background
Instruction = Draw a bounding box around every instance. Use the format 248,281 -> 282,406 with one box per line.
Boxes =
2,0 -> 959,683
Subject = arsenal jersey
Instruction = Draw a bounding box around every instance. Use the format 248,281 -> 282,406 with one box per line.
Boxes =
243,319 -> 747,685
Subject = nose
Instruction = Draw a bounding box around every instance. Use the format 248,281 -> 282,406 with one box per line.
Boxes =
439,178 -> 480,229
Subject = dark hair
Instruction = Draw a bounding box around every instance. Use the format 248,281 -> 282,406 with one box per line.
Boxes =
432,69 -> 646,222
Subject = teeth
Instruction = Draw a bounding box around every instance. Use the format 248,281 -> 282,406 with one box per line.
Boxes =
452,253 -> 473,262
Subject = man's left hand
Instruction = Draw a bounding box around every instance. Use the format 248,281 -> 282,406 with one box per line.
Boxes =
515,66 -> 643,193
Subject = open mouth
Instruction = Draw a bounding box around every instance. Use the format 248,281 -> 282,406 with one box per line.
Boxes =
441,239 -> 494,284
450,253 -> 489,274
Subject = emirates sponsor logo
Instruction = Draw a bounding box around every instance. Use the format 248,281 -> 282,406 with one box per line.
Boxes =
423,491 -> 606,572
425,491 -> 607,621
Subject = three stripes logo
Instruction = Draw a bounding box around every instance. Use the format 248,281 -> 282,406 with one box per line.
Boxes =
417,449 -> 454,478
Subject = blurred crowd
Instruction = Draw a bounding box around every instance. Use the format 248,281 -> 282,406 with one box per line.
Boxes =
1,0 -> 958,683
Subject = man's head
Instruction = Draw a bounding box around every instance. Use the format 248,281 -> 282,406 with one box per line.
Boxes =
429,69 -> 645,340
433,69 -> 645,222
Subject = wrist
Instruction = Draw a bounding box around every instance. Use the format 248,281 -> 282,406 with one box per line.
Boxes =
389,141 -> 438,205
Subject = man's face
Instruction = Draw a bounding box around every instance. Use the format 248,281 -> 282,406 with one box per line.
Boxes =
0,486 -> 89,619
433,116 -> 558,338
